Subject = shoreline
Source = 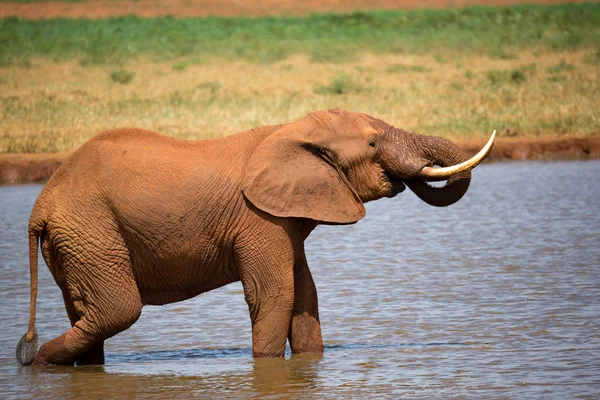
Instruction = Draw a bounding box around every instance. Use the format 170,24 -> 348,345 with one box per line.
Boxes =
1,136 -> 598,185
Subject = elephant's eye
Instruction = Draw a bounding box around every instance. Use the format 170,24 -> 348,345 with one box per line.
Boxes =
369,139 -> 377,148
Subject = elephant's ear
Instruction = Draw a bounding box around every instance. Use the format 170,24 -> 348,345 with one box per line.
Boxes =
242,125 -> 365,224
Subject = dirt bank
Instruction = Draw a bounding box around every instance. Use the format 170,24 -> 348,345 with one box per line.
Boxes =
0,0 -> 587,20
0,152 -> 70,185
1,137 -> 598,185
460,136 -> 600,161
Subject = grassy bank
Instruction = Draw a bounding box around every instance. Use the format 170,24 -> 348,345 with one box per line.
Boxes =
1,3 -> 599,65
2,50 -> 598,153
0,3 -> 599,153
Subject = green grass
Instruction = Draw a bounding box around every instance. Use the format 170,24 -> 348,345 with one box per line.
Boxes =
547,59 -> 574,73
313,74 -> 376,95
1,3 -> 599,152
314,75 -> 353,95
486,63 -> 536,85
110,69 -> 135,84
1,3 -> 599,66
486,69 -> 522,85
584,49 -> 600,64
172,61 -> 187,71
386,63 -> 431,73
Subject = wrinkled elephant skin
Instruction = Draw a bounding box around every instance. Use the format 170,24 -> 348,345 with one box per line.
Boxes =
16,109 -> 491,365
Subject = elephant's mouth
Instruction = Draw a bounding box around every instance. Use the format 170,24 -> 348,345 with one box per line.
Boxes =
383,172 -> 406,196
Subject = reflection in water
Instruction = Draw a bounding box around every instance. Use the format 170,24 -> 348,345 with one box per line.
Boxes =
1,161 -> 599,398
251,354 -> 322,397
12,351 -> 324,399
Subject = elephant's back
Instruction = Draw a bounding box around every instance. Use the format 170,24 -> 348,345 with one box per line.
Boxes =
37,128 -> 233,233
72,127 -> 206,175
49,128 -> 225,194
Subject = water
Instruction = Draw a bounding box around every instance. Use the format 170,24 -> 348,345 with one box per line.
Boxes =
1,161 -> 599,399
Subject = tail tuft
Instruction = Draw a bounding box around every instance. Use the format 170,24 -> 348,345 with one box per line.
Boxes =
16,332 -> 38,366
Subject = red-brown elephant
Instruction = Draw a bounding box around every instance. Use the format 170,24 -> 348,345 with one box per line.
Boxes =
16,108 -> 494,365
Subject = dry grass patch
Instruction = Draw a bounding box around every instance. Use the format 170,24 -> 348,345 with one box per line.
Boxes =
1,50 -> 598,153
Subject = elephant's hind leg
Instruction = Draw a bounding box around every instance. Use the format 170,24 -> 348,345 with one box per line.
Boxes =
35,261 -> 142,366
61,289 -> 105,365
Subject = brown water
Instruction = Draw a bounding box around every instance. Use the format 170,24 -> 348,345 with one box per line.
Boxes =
1,161 -> 599,399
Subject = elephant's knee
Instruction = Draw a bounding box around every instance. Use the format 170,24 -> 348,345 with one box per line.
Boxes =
98,305 -> 142,340
242,270 -> 294,319
254,287 -> 294,320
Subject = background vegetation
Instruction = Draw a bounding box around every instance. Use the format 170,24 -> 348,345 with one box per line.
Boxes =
0,3 -> 598,152
2,4 -> 599,65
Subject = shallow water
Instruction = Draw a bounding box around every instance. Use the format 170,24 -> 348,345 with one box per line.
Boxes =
1,161 -> 599,399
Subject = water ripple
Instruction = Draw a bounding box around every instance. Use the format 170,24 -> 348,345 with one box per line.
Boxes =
1,161 -> 599,398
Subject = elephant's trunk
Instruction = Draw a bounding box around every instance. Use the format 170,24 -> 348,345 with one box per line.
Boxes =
415,131 -> 495,182
404,133 -> 472,207
381,128 -> 493,207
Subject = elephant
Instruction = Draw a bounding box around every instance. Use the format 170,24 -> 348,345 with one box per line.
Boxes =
16,108 -> 494,366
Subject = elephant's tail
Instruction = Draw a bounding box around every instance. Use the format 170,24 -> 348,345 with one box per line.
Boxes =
16,226 -> 42,366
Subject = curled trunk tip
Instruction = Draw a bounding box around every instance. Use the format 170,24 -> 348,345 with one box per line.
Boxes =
416,130 -> 496,182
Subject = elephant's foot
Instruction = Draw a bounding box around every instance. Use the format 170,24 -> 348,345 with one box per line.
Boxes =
34,333 -> 77,366
32,347 -> 50,366
33,318 -> 106,366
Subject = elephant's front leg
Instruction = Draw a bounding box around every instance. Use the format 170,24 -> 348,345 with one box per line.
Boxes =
237,234 -> 295,357
288,253 -> 324,354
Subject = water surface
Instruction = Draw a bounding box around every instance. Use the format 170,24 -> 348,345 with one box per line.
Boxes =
1,161 -> 599,398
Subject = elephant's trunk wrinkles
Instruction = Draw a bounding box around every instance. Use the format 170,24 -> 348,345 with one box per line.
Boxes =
404,132 -> 473,207
380,127 -> 489,207
416,131 -> 495,182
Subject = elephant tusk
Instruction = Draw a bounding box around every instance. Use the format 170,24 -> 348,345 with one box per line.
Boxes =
416,130 -> 496,181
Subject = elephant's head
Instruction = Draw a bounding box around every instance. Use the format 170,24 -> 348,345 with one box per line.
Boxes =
242,109 -> 494,224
